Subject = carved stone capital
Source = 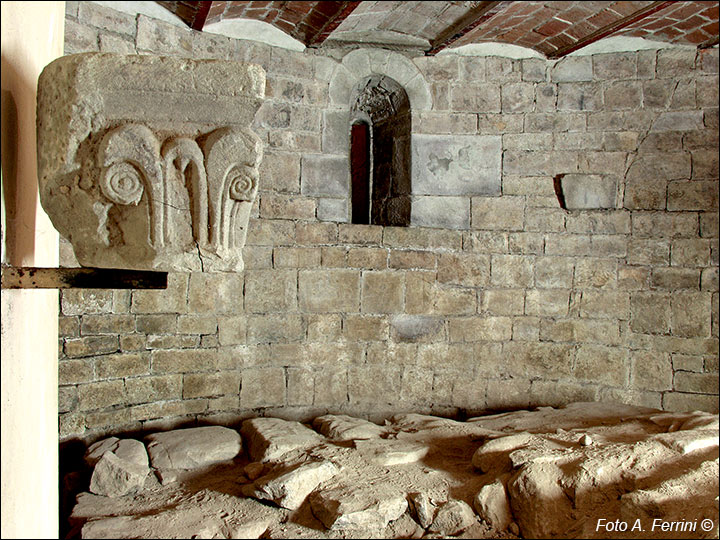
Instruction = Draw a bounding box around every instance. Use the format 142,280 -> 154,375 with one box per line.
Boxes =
37,53 -> 266,272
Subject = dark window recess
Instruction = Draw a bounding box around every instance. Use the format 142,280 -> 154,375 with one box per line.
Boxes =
350,122 -> 371,224
349,75 -> 411,226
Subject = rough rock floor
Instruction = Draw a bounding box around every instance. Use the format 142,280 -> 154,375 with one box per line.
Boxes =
67,402 -> 719,539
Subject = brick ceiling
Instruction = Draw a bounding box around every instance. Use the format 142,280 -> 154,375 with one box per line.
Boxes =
156,1 -> 719,57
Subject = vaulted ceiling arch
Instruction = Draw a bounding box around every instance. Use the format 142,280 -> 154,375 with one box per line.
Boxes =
156,1 -> 719,58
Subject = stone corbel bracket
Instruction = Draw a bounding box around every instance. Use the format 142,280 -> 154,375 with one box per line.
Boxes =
37,53 -> 265,272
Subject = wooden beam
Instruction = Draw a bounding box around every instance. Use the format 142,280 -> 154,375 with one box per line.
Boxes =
427,1 -> 511,56
699,35 -> 720,49
191,0 -> 213,31
546,1 -> 676,59
155,1 -> 194,28
1,266 -> 168,290
307,1 -> 362,46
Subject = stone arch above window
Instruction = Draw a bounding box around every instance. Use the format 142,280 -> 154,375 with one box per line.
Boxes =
311,50 -> 430,224
328,49 -> 432,112
349,75 -> 412,226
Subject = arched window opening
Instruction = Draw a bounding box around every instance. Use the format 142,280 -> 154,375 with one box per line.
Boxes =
350,121 -> 371,225
349,75 -> 411,226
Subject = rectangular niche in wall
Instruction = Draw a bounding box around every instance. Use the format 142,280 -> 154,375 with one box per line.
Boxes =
555,174 -> 618,210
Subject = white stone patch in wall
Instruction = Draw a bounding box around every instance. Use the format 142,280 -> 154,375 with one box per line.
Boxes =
440,43 -> 544,59
329,65 -> 356,107
550,56 -> 593,82
411,196 -> 470,229
301,155 -> 350,197
91,1 -> 187,28
390,315 -> 445,341
203,19 -> 306,51
442,37 -> 693,60
317,198 -> 349,222
412,135 -> 501,196
559,174 -> 617,209
322,110 -> 350,155
651,111 -> 705,132
329,30 -> 429,50
566,35 -> 695,55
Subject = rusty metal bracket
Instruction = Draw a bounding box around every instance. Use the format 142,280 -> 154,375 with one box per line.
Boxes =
1,265 -> 168,290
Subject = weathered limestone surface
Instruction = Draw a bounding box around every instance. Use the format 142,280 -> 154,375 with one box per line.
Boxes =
312,414 -> 385,441
85,437 -> 150,497
408,491 -> 441,530
85,437 -> 148,468
37,53 -> 265,271
472,432 -> 539,473
310,486 -> 409,531
242,460 -> 340,510
89,451 -> 149,497
508,461 -> 574,538
71,405 -> 719,539
355,438 -> 429,466
427,499 -> 477,535
75,493 -> 275,539
474,479 -> 513,531
620,459 -> 719,536
241,418 -> 324,462
145,425 -> 241,469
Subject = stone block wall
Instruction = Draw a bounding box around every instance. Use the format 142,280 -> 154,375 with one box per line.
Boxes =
59,2 -> 718,442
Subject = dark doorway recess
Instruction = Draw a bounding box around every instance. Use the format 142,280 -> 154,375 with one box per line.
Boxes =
349,75 -> 411,226
350,121 -> 371,225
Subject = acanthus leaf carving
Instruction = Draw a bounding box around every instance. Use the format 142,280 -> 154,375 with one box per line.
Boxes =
91,125 -> 263,265
37,53 -> 266,272
98,124 -> 164,248
162,137 -> 208,249
203,127 -> 263,252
